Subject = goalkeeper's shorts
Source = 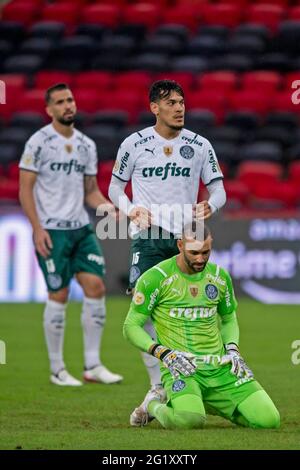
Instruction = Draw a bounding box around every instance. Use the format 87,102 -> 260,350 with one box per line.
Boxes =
161,364 -> 263,421
36,224 -> 105,292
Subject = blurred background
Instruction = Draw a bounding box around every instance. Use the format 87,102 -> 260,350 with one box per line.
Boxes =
0,0 -> 299,302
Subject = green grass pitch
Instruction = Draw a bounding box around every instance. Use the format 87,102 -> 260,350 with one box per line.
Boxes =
0,298 -> 300,450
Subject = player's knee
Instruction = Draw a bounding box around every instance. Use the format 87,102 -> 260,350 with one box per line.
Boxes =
49,288 -> 68,304
252,406 -> 280,429
174,411 -> 206,430
84,278 -> 105,298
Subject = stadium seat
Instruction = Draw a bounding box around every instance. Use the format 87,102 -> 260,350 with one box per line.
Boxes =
265,111 -> 299,129
0,21 -> 25,45
228,90 -> 272,115
20,38 -> 55,57
223,180 -> 249,210
92,111 -> 129,129
114,71 -> 151,92
184,110 -> 216,133
3,54 -> 44,74
30,21 -> 66,40
74,71 -> 112,91
288,144 -> 300,161
210,54 -> 253,72
155,72 -> 195,91
276,21 -> 300,55
35,71 -> 73,90
162,5 -> 200,31
188,90 -> 226,123
7,161 -> 19,181
17,90 -> 46,115
225,111 -> 261,130
41,3 -> 80,30
238,142 -> 283,162
0,143 -> 19,165
76,23 -> 107,41
226,36 -> 266,56
82,4 -> 121,28
237,161 -> 282,191
72,89 -> 101,114
0,179 -> 19,200
242,71 -> 282,92
201,3 -> 243,29
141,36 -> 184,56
98,35 -> 136,58
0,128 -> 31,152
128,53 -> 169,72
255,53 -> 292,72
10,112 -> 46,132
196,71 -> 237,92
246,4 -> 284,32
155,24 -> 189,43
2,1 -> 41,27
122,3 -> 161,31
272,91 -> 300,113
137,111 -> 155,127
210,141 -> 238,165
172,56 -> 209,74
288,161 -> 300,182
187,35 -> 227,57
234,23 -> 270,42
206,126 -> 241,145
250,181 -> 299,209
198,25 -> 230,40
255,125 -> 292,147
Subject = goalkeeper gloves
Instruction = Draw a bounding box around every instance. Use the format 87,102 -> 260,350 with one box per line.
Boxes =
220,343 -> 254,379
149,344 -> 197,379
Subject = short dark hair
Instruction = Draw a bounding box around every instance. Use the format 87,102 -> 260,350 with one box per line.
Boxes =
45,83 -> 70,104
149,80 -> 184,103
182,221 -> 211,242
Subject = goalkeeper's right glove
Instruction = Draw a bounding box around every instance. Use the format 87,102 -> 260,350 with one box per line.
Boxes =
149,344 -> 197,379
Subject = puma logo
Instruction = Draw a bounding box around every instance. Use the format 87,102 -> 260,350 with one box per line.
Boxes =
145,148 -> 155,155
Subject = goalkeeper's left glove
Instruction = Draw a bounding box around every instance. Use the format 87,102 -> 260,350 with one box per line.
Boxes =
220,343 -> 254,379
149,344 -> 197,379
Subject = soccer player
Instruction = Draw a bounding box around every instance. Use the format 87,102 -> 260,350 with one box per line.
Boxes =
19,83 -> 123,386
123,223 -> 280,429
109,80 -> 226,419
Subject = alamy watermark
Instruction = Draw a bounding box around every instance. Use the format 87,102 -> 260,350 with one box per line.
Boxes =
95,199 -> 207,241
0,80 -> 6,104
291,80 -> 300,105
0,340 -> 6,365
291,340 -> 300,365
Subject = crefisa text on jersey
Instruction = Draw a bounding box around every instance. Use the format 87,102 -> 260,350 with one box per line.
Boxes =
102,454 -> 198,466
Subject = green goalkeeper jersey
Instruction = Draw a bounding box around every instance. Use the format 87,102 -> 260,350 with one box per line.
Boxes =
124,256 -> 238,358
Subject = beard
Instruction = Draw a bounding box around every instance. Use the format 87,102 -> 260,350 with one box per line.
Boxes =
57,115 -> 75,126
183,253 -> 206,273
169,123 -> 184,131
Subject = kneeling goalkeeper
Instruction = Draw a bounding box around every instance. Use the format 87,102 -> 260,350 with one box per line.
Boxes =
123,222 -> 280,429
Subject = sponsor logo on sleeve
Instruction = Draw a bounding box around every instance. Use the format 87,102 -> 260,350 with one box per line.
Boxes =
133,291 -> 145,305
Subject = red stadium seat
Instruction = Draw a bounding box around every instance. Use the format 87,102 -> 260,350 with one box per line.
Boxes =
100,90 -> 143,122
114,72 -> 151,92
288,6 -> 300,21
155,72 -> 195,91
162,5 -> 201,31
251,181 -> 299,209
228,90 -> 272,115
288,161 -> 300,183
17,90 -> 46,115
241,71 -> 282,92
196,71 -> 238,92
188,90 -> 227,123
74,72 -> 112,91
0,179 -> 19,200
284,72 -> 300,90
237,161 -> 282,191
122,3 -> 161,30
41,3 -> 80,29
223,180 -> 249,210
72,89 -> 101,113
272,91 -> 300,113
82,4 -> 121,28
35,71 -> 74,90
201,3 -> 243,28
7,162 -> 19,181
2,1 -> 42,27
246,4 -> 284,32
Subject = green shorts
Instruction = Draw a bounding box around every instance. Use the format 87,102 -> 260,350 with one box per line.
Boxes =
128,227 -> 179,289
161,365 -> 263,421
36,224 -> 105,292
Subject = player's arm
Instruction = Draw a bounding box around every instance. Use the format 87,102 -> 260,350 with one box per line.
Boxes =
123,270 -> 197,378
108,138 -> 152,228
84,175 -> 112,209
196,139 -> 226,220
19,170 -> 53,258
218,269 -> 253,378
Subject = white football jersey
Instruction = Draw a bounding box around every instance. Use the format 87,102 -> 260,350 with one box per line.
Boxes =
112,126 -> 223,235
19,123 -> 97,230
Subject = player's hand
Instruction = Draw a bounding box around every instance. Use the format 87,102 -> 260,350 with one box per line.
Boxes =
129,206 -> 152,229
220,344 -> 254,379
149,344 -> 197,379
33,226 -> 53,258
194,201 -> 212,220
